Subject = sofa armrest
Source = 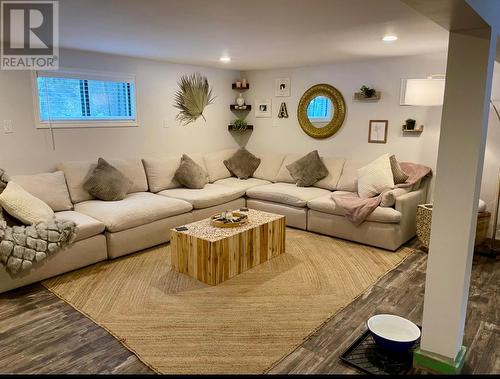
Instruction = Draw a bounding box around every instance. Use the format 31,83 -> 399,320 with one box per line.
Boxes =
395,188 -> 427,241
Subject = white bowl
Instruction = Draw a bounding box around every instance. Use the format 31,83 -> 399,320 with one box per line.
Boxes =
367,314 -> 421,352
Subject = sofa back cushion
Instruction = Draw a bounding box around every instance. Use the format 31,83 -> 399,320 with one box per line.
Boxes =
336,159 -> 361,192
203,148 -> 238,182
276,154 -> 300,183
251,151 -> 285,182
314,157 -> 346,191
11,171 -> 73,211
57,158 -> 148,204
142,155 -> 182,193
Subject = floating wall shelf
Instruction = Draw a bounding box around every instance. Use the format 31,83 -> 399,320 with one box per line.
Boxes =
402,125 -> 424,133
230,104 -> 251,111
353,91 -> 382,102
228,125 -> 254,131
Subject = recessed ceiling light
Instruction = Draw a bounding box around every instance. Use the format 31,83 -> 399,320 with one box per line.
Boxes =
220,56 -> 231,63
382,35 -> 398,42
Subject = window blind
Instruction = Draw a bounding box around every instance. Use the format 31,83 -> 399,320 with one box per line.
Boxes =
36,73 -> 136,122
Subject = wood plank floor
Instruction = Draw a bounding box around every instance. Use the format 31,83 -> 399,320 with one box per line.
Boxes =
0,240 -> 498,374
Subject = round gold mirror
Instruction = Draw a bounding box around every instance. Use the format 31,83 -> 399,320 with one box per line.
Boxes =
297,84 -> 346,139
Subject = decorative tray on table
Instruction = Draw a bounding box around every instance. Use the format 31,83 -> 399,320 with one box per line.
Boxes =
210,211 -> 249,228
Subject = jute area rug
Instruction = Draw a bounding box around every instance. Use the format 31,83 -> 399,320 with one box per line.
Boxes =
42,228 -> 413,374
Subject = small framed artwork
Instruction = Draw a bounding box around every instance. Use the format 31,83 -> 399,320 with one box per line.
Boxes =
368,120 -> 388,143
275,78 -> 290,97
255,99 -> 272,118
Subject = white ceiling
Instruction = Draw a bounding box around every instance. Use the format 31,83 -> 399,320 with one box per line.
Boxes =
58,0 -> 449,70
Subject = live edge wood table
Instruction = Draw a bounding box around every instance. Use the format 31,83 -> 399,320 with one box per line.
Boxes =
171,209 -> 286,285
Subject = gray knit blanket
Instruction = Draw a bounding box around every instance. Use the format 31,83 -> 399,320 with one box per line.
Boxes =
0,168 -> 77,275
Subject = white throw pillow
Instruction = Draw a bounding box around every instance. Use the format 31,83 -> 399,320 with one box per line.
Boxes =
0,181 -> 55,225
357,154 -> 395,198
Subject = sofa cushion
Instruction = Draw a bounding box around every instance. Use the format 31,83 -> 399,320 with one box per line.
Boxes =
251,151 -> 285,182
0,181 -> 55,225
11,171 -> 73,211
158,184 -> 246,209
55,211 -> 105,242
336,159 -> 361,192
246,183 -> 330,208
142,155 -> 182,193
57,158 -> 148,204
174,154 -> 209,189
307,194 -> 401,224
203,148 -> 237,182
314,157 -> 346,191
83,158 -> 133,201
390,155 -> 410,184
357,154 -> 395,198
276,154 -> 300,183
214,177 -> 271,191
286,150 -> 329,187
74,192 -> 192,233
223,149 -> 261,179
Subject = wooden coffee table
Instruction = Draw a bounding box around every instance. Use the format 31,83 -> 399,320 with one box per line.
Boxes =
171,209 -> 286,285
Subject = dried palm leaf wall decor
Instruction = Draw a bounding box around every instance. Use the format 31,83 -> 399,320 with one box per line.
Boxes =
174,73 -> 216,125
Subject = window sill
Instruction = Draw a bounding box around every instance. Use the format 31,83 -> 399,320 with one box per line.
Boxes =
36,121 -> 139,129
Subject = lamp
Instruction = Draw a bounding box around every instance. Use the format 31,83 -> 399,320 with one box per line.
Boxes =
400,76 -> 445,106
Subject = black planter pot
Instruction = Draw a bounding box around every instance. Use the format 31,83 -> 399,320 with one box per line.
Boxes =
405,120 -> 416,130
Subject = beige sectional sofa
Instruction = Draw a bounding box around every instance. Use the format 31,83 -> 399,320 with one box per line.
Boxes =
0,149 -> 428,293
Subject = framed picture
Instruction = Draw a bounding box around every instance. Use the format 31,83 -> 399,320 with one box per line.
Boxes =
368,120 -> 388,143
275,78 -> 290,97
255,99 -> 272,118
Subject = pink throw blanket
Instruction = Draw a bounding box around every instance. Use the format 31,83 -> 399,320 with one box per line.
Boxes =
332,162 -> 432,225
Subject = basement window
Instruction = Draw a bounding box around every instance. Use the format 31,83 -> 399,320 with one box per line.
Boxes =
33,69 -> 138,128
307,96 -> 333,122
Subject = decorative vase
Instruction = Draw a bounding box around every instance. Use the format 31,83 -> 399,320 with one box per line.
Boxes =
236,93 -> 245,107
242,78 -> 247,88
235,81 -> 242,88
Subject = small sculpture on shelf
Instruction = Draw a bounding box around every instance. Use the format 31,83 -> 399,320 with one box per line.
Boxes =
236,93 -> 245,107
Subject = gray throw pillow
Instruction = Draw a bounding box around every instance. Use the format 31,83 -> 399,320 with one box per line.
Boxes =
83,158 -> 132,201
389,155 -> 409,184
286,150 -> 329,187
224,149 -> 261,179
174,154 -> 208,189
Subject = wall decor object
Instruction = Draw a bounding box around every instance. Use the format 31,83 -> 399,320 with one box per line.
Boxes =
275,78 -> 291,97
368,120 -> 388,143
402,118 -> 424,134
236,93 -> 245,107
278,102 -> 289,118
255,99 -> 272,118
228,118 -> 253,132
354,85 -> 381,101
297,83 -> 346,139
174,73 -> 216,125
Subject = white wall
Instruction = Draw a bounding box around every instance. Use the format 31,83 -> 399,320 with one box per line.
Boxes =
0,48 -> 241,174
242,53 -> 447,194
242,54 -> 500,235
481,62 -> 500,238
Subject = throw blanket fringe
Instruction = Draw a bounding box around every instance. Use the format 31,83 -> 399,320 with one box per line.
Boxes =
333,162 -> 432,225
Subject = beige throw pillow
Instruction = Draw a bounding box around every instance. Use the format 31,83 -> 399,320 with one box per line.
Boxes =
286,150 -> 329,187
83,158 -> 133,201
357,154 -> 395,198
224,149 -> 261,179
0,181 -> 55,225
174,154 -> 209,189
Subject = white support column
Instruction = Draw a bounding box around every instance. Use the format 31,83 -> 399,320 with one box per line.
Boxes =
419,29 -> 497,366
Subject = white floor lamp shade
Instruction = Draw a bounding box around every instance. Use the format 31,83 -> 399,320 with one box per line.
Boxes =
401,78 -> 445,106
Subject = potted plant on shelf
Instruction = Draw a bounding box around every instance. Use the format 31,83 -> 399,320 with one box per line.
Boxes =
232,118 -> 248,132
360,85 -> 376,99
405,118 -> 416,130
